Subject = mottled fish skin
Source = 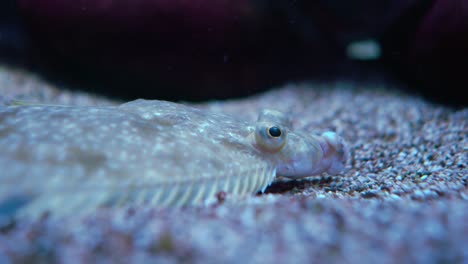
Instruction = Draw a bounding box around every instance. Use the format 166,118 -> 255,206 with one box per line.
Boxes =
0,99 -> 348,217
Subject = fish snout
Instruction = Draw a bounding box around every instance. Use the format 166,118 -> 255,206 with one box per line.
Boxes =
320,131 -> 349,175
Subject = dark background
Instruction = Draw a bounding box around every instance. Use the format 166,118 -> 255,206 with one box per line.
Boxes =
1,0 -> 467,106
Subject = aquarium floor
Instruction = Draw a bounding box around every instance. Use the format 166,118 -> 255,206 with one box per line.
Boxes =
0,66 -> 467,263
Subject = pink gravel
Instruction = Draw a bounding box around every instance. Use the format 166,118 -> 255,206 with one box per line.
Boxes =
0,66 -> 467,263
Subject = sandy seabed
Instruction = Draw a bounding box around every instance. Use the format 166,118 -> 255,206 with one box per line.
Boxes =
0,66 -> 467,263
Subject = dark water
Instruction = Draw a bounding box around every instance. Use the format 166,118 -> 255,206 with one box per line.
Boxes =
0,0 -> 466,106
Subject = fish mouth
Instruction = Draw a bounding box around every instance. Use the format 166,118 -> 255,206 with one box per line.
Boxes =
319,132 -> 349,175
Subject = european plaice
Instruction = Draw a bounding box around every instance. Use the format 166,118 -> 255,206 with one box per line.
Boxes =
0,99 -> 348,218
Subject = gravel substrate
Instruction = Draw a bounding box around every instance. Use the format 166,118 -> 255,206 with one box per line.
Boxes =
0,66 -> 467,263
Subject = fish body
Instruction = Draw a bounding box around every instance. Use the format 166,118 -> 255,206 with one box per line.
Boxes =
0,99 -> 348,217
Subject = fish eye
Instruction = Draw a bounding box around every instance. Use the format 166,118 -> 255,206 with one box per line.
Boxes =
267,126 -> 282,138
254,123 -> 287,152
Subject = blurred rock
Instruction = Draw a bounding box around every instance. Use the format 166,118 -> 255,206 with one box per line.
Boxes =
380,0 -> 468,107
0,0 -> 464,105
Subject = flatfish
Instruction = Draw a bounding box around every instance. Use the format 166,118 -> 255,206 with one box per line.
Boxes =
0,99 -> 348,217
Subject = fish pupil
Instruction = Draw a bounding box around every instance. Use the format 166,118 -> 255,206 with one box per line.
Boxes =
268,126 -> 282,137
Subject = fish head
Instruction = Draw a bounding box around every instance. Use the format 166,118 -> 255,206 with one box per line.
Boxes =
250,109 -> 348,179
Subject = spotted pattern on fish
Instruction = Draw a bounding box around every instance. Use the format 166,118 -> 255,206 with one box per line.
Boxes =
0,99 -> 348,217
